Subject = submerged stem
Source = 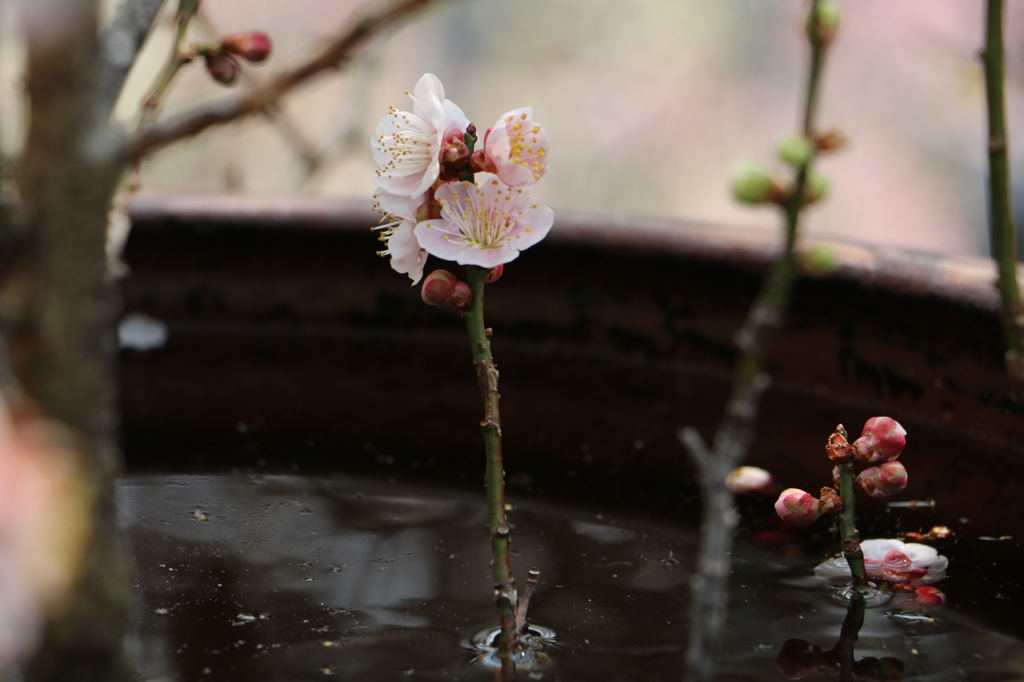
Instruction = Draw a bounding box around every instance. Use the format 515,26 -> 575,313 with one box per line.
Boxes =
463,264 -> 517,677
982,0 -> 1024,379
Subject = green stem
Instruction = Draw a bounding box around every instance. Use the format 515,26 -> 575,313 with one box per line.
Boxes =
463,265 -> 517,673
836,462 -> 868,590
982,0 -> 1024,378
138,1 -> 201,131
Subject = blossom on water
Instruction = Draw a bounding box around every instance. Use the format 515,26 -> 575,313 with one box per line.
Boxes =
726,466 -> 774,495
481,108 -> 550,187
415,180 -> 553,268
814,539 -> 948,586
852,416 -> 906,463
373,189 -> 429,284
774,488 -> 823,526
372,73 -> 470,197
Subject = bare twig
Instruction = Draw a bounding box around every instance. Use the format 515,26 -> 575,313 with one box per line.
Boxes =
98,0 -> 169,116
137,0 -> 201,132
126,0 -> 441,162
193,7 -> 324,175
682,3 -> 835,681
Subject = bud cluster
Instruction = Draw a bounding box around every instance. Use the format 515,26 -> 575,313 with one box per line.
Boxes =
200,31 -> 273,87
729,2 -> 843,211
774,417 -> 909,527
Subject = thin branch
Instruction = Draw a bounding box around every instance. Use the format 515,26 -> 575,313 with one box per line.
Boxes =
126,0 -> 441,163
981,0 -> 1024,379
682,3 -> 835,681
98,0 -> 169,116
464,264 -> 517,679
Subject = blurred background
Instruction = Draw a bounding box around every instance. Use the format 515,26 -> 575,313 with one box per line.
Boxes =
3,0 -> 1024,256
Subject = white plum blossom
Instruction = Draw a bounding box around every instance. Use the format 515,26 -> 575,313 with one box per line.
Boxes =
814,539 -> 948,586
373,189 -> 429,284
372,73 -> 470,197
483,107 -> 550,187
414,180 -> 553,268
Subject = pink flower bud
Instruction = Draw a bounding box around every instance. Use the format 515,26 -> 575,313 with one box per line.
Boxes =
726,466 -> 774,495
774,488 -> 823,526
449,281 -> 473,310
421,269 -> 459,306
222,31 -> 273,63
484,264 -> 504,284
852,416 -> 906,463
855,461 -> 908,497
204,53 -> 241,86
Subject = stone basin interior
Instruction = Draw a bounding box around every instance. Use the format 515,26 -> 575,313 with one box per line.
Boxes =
118,195 -> 1024,680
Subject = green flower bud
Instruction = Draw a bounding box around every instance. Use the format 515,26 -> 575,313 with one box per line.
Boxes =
730,160 -> 778,205
803,168 -> 830,205
807,0 -> 841,46
801,245 -> 839,273
776,134 -> 815,168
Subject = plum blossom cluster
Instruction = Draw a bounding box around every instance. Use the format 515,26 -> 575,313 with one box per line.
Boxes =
774,417 -> 908,527
774,417 -> 950,606
371,73 -> 554,296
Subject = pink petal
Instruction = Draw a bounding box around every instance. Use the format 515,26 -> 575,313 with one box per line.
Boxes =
415,219 -> 469,262
457,243 -> 522,269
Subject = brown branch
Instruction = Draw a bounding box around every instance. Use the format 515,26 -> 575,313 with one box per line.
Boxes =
98,0 -> 169,116
126,0 -> 441,163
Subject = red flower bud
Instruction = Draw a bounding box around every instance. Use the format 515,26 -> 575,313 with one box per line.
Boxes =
204,53 -> 241,86
774,488 -> 823,526
222,31 -> 273,63
421,269 -> 459,306
852,416 -> 906,463
449,281 -> 473,310
484,264 -> 504,283
421,270 -> 473,310
855,461 -> 908,498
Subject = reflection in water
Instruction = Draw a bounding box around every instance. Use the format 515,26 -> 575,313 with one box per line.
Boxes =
777,594 -> 904,681
118,475 -> 1024,681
